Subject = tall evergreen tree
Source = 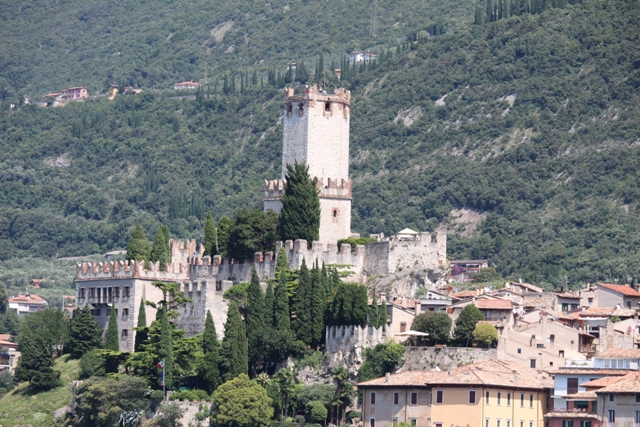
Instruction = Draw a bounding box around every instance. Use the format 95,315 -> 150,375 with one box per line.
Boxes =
274,270 -> 291,331
284,65 -> 293,84
158,308 -> 174,389
295,61 -> 309,83
126,224 -> 150,262
0,281 -> 8,314
134,299 -> 148,352
310,263 -> 326,347
150,225 -> 170,268
278,162 -> 320,244
379,300 -> 388,331
105,302 -> 119,351
17,333 -> 60,391
264,281 -> 275,326
252,69 -> 258,86
200,310 -> 220,392
294,260 -> 313,344
220,302 -> 248,381
318,54 -> 325,80
69,305 -> 102,358
218,216 -> 232,257
246,269 -> 266,374
275,246 -> 290,280
204,212 -> 218,257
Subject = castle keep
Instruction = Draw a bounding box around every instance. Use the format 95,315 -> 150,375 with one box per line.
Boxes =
264,84 -> 352,244
74,84 -> 447,351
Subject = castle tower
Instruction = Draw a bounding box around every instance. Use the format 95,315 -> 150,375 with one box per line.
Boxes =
264,83 -> 352,244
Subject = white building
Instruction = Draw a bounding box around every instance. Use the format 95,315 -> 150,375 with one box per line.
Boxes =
349,51 -> 378,65
8,293 -> 48,316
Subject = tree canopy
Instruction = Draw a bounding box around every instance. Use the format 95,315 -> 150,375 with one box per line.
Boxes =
212,374 -> 274,427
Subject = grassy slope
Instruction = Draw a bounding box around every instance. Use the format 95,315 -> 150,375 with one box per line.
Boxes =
0,355 -> 78,427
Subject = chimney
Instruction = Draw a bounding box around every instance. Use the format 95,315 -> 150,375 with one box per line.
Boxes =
380,292 -> 387,302
385,372 -> 390,384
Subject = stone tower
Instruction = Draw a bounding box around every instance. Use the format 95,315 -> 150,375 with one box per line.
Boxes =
264,83 -> 352,244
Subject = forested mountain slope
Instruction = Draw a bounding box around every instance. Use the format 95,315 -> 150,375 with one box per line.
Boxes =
0,0 -> 473,97
1,0 -> 639,288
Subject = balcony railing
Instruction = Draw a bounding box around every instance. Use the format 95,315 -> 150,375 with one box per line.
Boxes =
580,345 -> 596,353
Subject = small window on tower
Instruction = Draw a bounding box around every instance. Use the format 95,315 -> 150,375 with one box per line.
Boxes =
287,103 -> 292,113
333,209 -> 338,218
325,102 -> 331,111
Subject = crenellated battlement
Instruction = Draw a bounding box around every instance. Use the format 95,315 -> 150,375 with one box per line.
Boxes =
264,179 -> 286,201
263,178 -> 352,202
284,85 -> 350,106
75,259 -> 189,282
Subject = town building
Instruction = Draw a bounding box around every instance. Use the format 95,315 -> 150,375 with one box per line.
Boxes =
173,81 -> 203,90
62,87 -> 89,100
358,359 -> 552,427
8,293 -> 48,316
596,283 -> 640,309
349,51 -> 378,65
449,260 -> 489,282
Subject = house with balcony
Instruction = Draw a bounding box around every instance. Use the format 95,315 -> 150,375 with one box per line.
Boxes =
449,260 -> 489,282
418,289 -> 452,312
62,86 -> 89,100
173,81 -> 203,90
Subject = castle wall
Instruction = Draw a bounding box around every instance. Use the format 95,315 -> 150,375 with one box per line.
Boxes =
325,324 -> 386,354
363,241 -> 391,276
386,232 -> 447,274
319,197 -> 352,247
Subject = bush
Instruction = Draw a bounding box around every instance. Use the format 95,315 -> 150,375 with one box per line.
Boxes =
0,370 -> 13,390
306,400 -> 328,423
79,349 -> 105,379
150,390 -> 165,400
337,237 -> 376,252
346,410 -> 362,422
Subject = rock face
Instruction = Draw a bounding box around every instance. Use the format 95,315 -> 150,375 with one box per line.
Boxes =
367,266 -> 449,300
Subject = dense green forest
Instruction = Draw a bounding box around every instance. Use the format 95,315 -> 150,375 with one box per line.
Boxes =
0,0 -> 474,98
1,0 -> 640,290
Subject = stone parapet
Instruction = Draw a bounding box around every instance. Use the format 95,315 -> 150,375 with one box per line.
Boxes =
75,260 -> 188,282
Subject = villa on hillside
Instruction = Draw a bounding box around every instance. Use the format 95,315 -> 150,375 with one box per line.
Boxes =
174,81 -> 203,90
8,293 -> 48,316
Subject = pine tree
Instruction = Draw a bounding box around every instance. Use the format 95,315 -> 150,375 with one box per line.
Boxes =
220,302 -> 248,381
126,224 -> 150,262
294,260 -> 313,344
246,269 -> 266,374
217,216 -> 232,257
17,333 -> 60,390
278,162 -> 320,244
158,308 -> 174,389
204,212 -> 218,257
201,310 -> 220,392
69,305 -> 102,358
105,302 -> 119,351
134,299 -> 148,352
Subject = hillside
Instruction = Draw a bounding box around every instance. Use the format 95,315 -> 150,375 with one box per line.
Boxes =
0,0 -> 474,98
0,0 -> 639,292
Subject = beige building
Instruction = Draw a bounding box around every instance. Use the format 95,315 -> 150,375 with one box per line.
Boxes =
358,359 -> 552,427
596,283 -> 640,309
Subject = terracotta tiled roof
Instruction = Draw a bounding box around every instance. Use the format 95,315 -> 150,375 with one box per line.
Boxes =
523,297 -> 547,307
513,282 -> 543,293
8,294 -> 47,304
596,372 -> 640,393
475,299 -> 513,310
452,290 -> 477,299
562,391 -> 597,400
545,368 -> 630,376
596,348 -> 640,358
579,307 -> 615,317
426,359 -> 552,389
358,370 -> 439,387
580,377 -> 623,388
0,334 -> 12,342
612,308 -> 637,317
556,292 -> 581,299
598,283 -> 640,297
544,412 -> 598,419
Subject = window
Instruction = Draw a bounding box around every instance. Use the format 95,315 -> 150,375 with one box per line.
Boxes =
498,392 -> 502,405
636,394 -> 640,403
497,420 -> 501,427
517,348 -> 522,354
559,350 -> 565,357
580,421 -> 591,427
123,286 -> 130,297
436,390 -> 443,404
507,393 -> 511,406
393,392 -> 399,405
400,322 -> 407,333
121,329 -> 128,338
608,410 -> 615,423
287,104 -> 292,113
325,102 -> 331,112
123,308 -> 129,317
370,392 -> 376,405
562,421 -> 574,427
521,394 -> 525,407
370,419 -> 375,427
537,343 -> 545,348
469,390 -> 476,404
634,411 -> 640,423
567,378 -> 579,394
507,421 -> 511,427
486,391 -> 490,404
608,394 -> 614,402
410,419 -> 417,427
91,309 -> 101,316
79,288 -> 85,298
114,287 -> 120,297
530,421 -> 534,427
410,392 -> 418,405
89,288 -> 95,298
486,419 -> 490,427
530,359 -> 536,368
530,395 -> 534,408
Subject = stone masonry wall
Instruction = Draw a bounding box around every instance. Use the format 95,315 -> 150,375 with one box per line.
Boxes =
401,347 -> 497,371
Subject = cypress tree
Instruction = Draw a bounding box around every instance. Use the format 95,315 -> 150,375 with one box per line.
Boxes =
105,302 -> 119,351
126,224 -> 150,262
368,303 -> 379,328
68,305 -> 102,358
0,281 -> 8,314
134,299 -> 148,352
310,263 -> 326,347
285,65 -> 293,84
275,246 -> 290,280
252,69 -> 258,86
295,61 -> 309,84
278,162 -> 320,244
220,302 -> 248,381
321,263 -> 330,297
274,270 -> 291,331
240,76 -> 245,95
294,260 -> 313,344
201,310 -> 220,392
223,74 -> 229,94
475,4 -> 484,24
150,226 -> 170,268
204,212 -> 218,257
265,281 -> 275,326
158,308 -> 174,389
246,269 -> 266,374
217,216 -> 232,257
353,285 -> 369,326
17,333 -> 60,390
379,300 -> 388,331
318,55 -> 325,80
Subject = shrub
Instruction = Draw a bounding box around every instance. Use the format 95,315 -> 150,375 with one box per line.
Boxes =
306,400 -> 328,423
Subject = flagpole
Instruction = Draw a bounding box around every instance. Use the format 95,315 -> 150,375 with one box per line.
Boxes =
162,358 -> 166,401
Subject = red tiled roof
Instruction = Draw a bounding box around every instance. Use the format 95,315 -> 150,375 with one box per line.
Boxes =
545,368 -> 630,375
475,299 -> 513,310
8,294 -> 47,304
452,290 -> 477,299
598,283 -> 640,297
358,370 -> 439,387
562,391 -> 597,400
580,377 -> 623,388
596,348 -> 640,358
579,307 -> 615,317
596,372 -> 640,393
0,334 -> 12,342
